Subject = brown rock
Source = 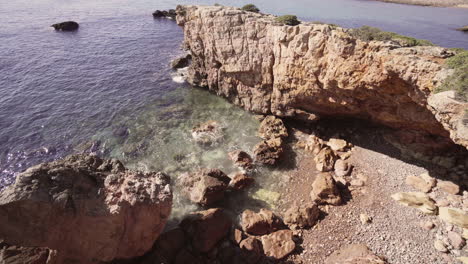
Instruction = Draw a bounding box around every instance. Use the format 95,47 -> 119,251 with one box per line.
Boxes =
180,208 -> 232,253
228,150 -> 254,170
258,115 -> 288,140
178,168 -> 231,206
334,159 -> 352,177
241,209 -> 284,235
253,138 -> 284,165
140,228 -> 186,264
438,180 -> 460,195
314,147 -> 337,172
260,230 -> 295,260
325,244 -> 387,264
0,245 -> 50,264
311,172 -> 342,205
0,154 -> 172,264
229,173 -> 255,191
191,120 -> 224,146
232,229 -> 244,245
327,138 -> 348,152
283,203 -> 320,229
405,175 -> 434,193
448,231 -> 466,249
239,237 -> 263,263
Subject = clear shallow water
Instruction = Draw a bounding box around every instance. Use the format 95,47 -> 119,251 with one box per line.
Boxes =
0,0 -> 466,193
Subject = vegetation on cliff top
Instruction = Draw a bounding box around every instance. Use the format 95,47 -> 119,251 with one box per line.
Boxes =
350,26 -> 434,47
276,15 -> 301,26
436,50 -> 468,102
241,4 -> 260,13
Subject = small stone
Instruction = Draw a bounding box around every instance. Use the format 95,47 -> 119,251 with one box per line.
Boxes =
438,180 -> 460,195
359,214 -> 372,225
420,221 -> 435,230
434,240 -> 448,253
463,229 -> 468,240
310,172 -> 342,205
448,231 -> 466,249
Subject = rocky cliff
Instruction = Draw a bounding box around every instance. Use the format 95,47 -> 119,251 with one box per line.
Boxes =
176,5 -> 468,149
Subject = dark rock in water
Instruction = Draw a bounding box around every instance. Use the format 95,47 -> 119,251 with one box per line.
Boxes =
171,54 -> 191,69
51,21 -> 79,31
456,26 -> 468,32
152,9 -> 176,19
112,126 -> 129,139
191,120 -> 225,147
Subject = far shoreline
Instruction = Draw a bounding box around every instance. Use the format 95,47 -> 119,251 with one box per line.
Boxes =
372,0 -> 468,8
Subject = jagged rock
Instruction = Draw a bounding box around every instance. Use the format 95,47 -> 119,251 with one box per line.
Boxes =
325,244 -> 387,264
180,208 -> 232,253
405,174 -> 435,193
241,209 -> 284,235
0,154 -> 172,264
260,230 -> 295,260
153,9 -> 176,19
239,236 -> 263,263
327,138 -> 348,151
191,120 -> 224,146
438,207 -> 468,228
448,231 -> 466,249
0,244 -> 50,264
420,221 -> 435,230
437,180 -> 460,195
229,173 -> 255,191
228,150 -> 254,170
391,192 -> 437,215
253,138 -> 284,165
51,21 -> 79,31
258,116 -> 288,140
176,5 -> 468,150
311,172 -> 342,205
171,54 -> 191,69
283,203 -> 320,229
334,159 -> 352,177
314,147 -> 337,172
178,168 -> 231,206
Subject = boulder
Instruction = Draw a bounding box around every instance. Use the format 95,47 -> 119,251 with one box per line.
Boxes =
391,192 -> 437,215
253,138 -> 284,165
228,150 -> 254,171
325,244 -> 387,264
326,138 -> 348,151
152,9 -> 176,19
438,207 -> 468,228
229,173 -> 255,191
437,180 -> 460,195
51,21 -> 79,31
405,173 -> 436,193
334,159 -> 352,177
0,154 -> 172,264
180,208 -> 232,253
191,120 -> 224,146
314,147 -> 337,172
260,230 -> 295,260
258,116 -> 288,140
310,172 -> 342,205
283,203 -> 320,229
241,209 -> 284,235
171,54 -> 191,69
178,168 -> 231,206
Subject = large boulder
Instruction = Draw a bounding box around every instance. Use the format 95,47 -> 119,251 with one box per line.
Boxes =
310,172 -> 342,205
258,116 -> 288,140
178,168 -> 231,206
241,209 -> 284,235
180,208 -> 232,253
253,138 -> 284,165
191,120 -> 225,146
0,154 -> 172,264
260,230 -> 296,260
283,203 -> 320,229
51,21 -> 79,31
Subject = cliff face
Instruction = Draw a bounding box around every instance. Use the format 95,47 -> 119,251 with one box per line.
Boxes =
176,5 -> 468,149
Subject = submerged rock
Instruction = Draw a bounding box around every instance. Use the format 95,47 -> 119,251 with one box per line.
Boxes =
191,120 -> 224,146
0,154 -> 173,264
153,9 -> 176,19
314,147 -> 337,172
229,173 -> 255,191
178,168 -> 231,206
310,172 -> 342,205
51,21 -> 79,31
241,209 -> 284,235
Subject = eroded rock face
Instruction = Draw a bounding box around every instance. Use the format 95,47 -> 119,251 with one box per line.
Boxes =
176,5 -> 468,150
0,154 -> 173,264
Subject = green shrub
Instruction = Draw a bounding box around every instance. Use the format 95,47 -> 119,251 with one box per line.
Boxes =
276,15 -> 301,26
436,50 -> 468,101
350,25 -> 433,47
312,21 -> 339,28
241,4 -> 260,13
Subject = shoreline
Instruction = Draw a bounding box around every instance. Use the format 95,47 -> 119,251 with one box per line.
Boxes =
372,0 -> 468,8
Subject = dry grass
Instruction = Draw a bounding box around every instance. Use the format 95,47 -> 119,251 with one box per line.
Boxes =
376,0 -> 468,7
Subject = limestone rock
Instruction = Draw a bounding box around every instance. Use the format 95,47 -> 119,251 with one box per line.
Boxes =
325,244 -> 387,264
360,214 -> 372,225
176,5 -> 468,150
241,209 -> 284,235
283,203 -> 320,229
260,230 -> 295,260
178,168 -> 231,206
434,240 -> 448,253
391,192 -> 437,215
314,147 -> 337,172
253,138 -> 284,165
448,231 -> 466,249
258,115 -> 288,140
327,138 -> 348,152
180,208 -> 232,253
0,154 -> 173,264
228,150 -> 254,171
405,174 -> 435,193
191,120 -> 224,146
311,172 -> 342,205
334,159 -> 352,177
437,180 -> 460,195
229,173 -> 255,191
438,207 -> 468,228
